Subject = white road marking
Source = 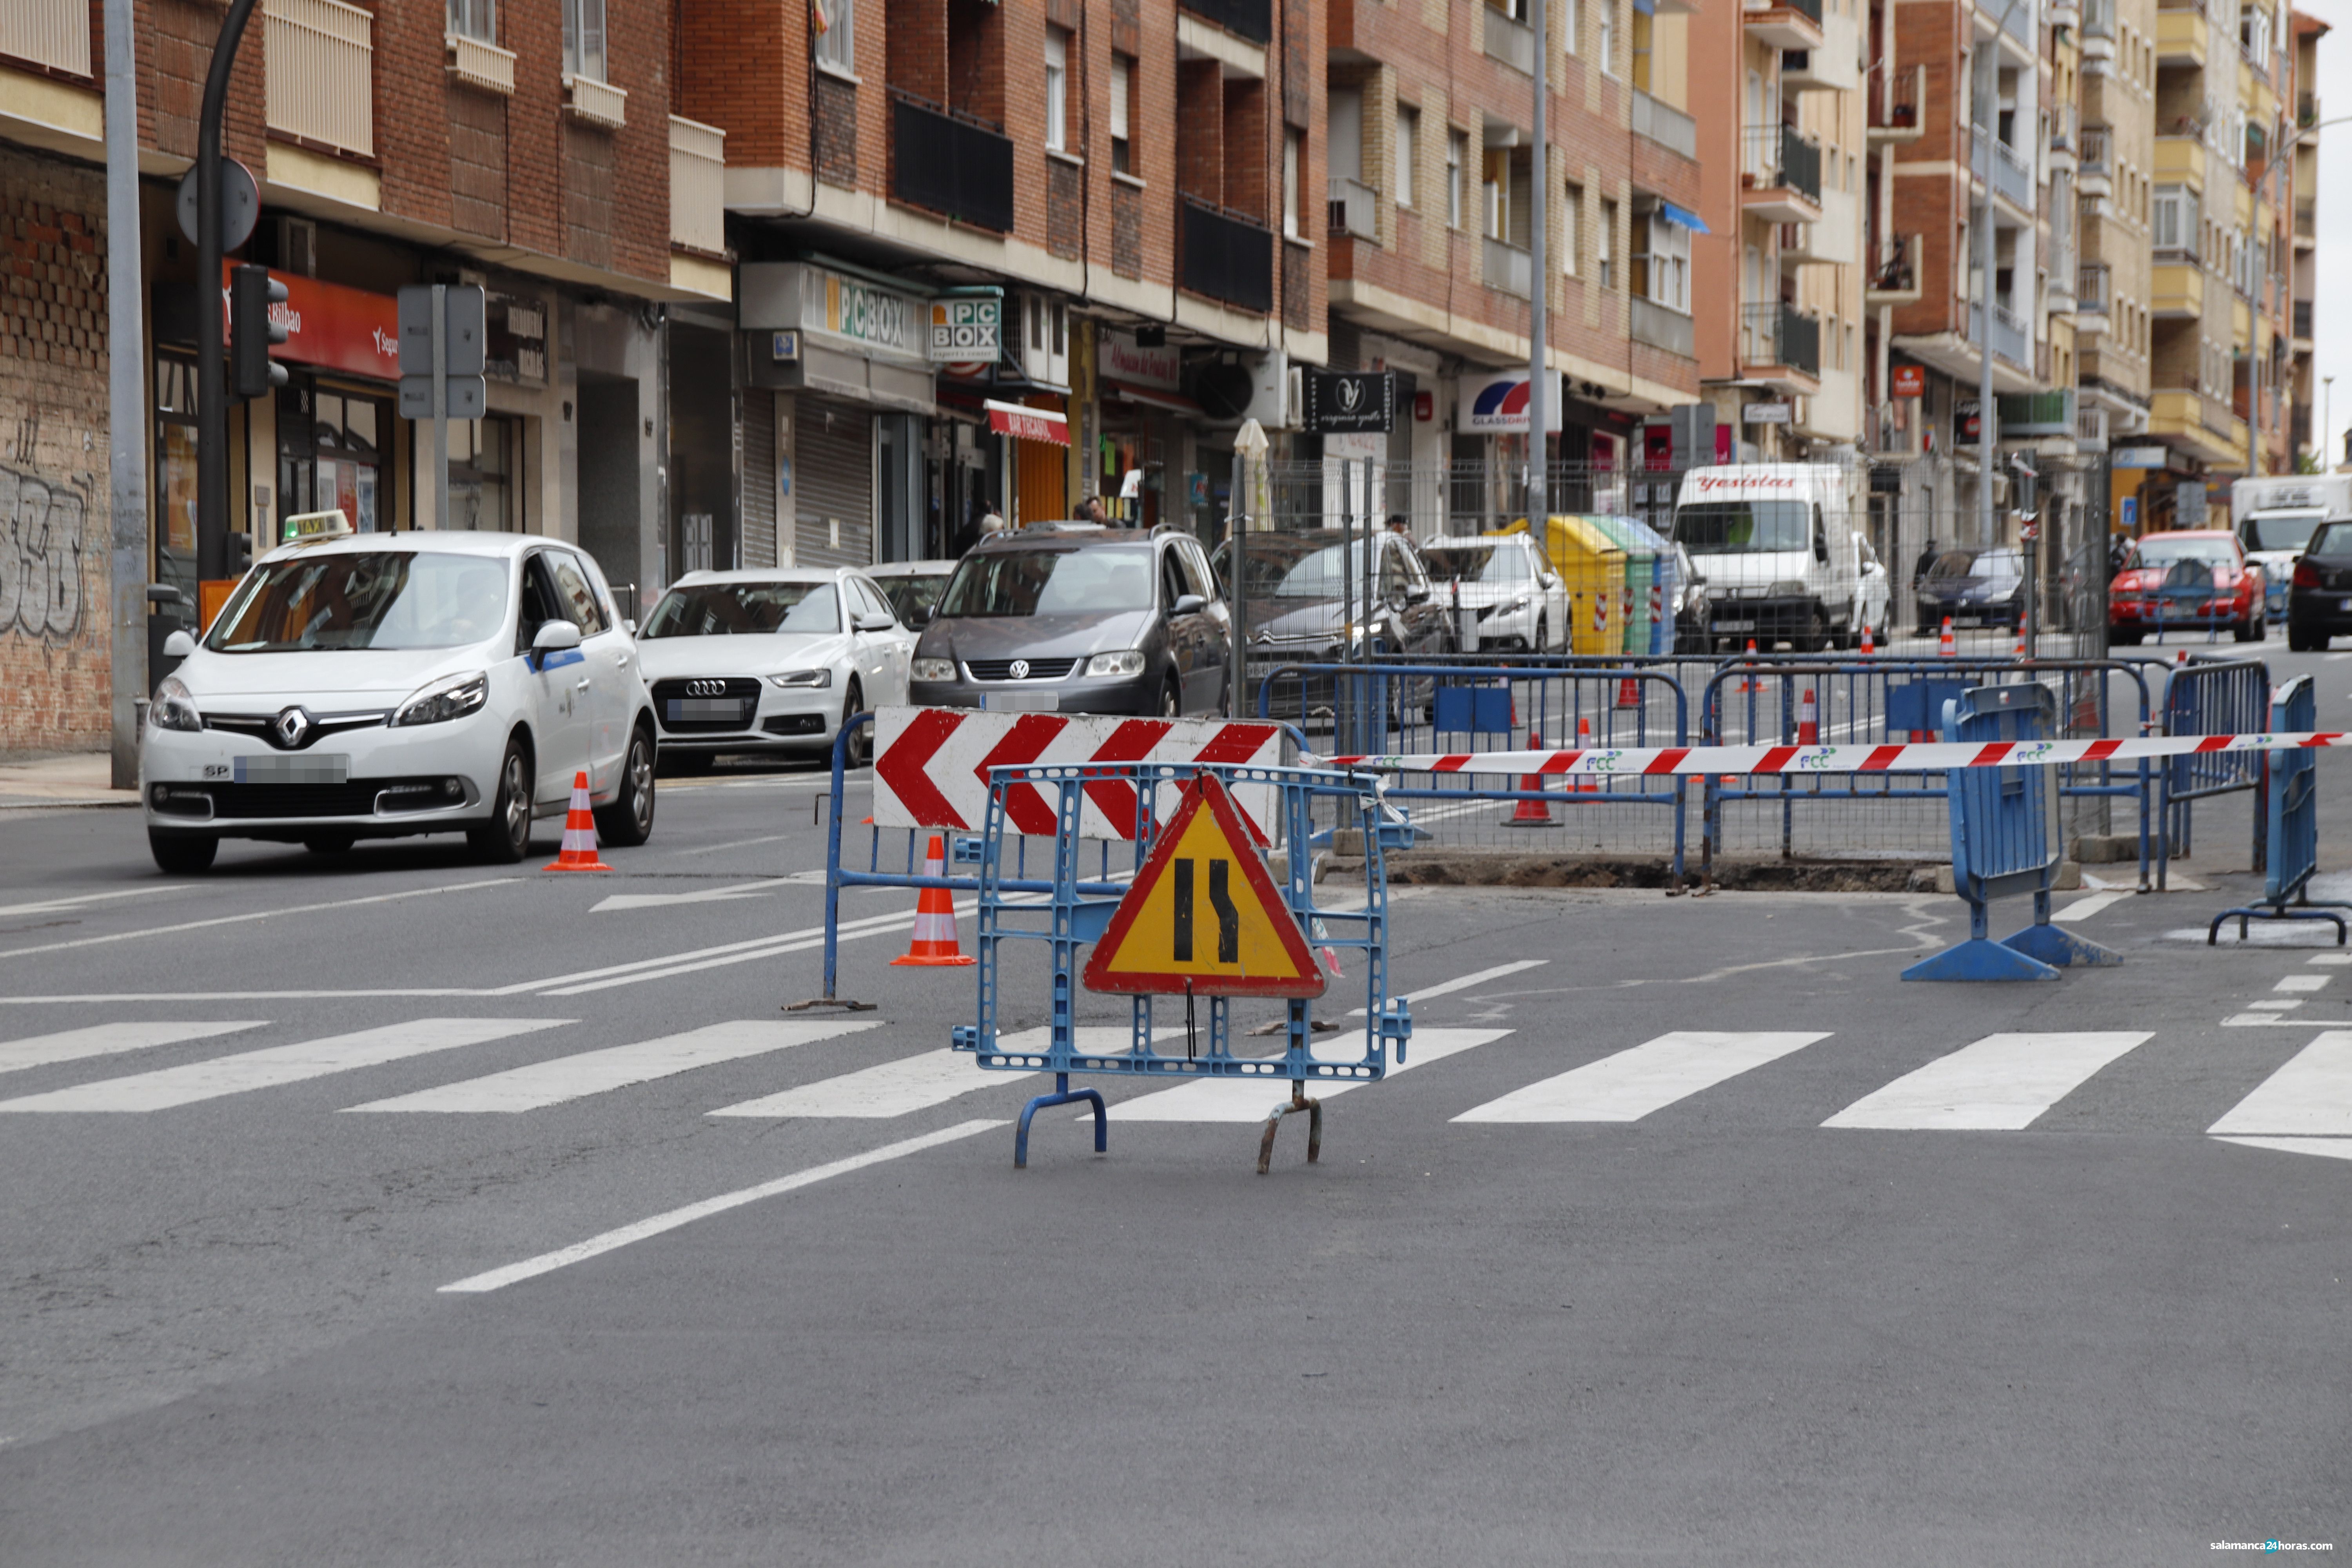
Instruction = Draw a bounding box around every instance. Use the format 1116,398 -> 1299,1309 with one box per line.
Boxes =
343,1019 -> 883,1113
1345,959 -> 1549,1017
534,902 -> 980,996
1115,1028 -> 1512,1122
0,1020 -> 267,1075
0,878 -> 517,961
673,832 -> 800,858
2053,889 -> 2131,924
437,1119 -> 1001,1293
0,1017 -> 568,1112
709,1036 -> 1068,1118
590,879 -> 797,913
2208,1031 -> 2352,1136
2249,999 -> 2303,1011
2309,954 -> 2352,966
2224,1003 -> 2312,1025
1822,1032 -> 2153,1131
2274,973 -> 2331,992
1453,1031 -> 1829,1123
0,887 -> 187,918
2210,1135 -> 2352,1161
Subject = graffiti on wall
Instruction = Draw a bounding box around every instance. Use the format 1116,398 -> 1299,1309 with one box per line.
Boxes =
0,463 -> 91,642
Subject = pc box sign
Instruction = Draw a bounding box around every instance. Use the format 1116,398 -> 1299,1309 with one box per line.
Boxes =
1457,372 -> 1564,434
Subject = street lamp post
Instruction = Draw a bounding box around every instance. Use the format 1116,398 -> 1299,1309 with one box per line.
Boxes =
1974,0 -> 2029,558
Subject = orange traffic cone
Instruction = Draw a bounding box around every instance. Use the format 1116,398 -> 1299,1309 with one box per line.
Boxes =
1938,617 -> 1956,657
1572,716 -> 1598,793
1506,728 -> 1558,826
1797,687 -> 1819,746
544,771 -> 612,872
1616,675 -> 1642,710
1738,638 -> 1760,693
2013,627 -> 2028,660
893,835 -> 976,967
1859,623 -> 1875,656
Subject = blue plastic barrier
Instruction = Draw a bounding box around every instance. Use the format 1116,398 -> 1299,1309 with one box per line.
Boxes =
2209,675 -> 2352,945
1903,683 -> 2124,981
2158,655 -> 2269,889
951,760 -> 1415,1169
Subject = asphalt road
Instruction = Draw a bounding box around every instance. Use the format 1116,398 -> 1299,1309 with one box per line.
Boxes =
1,637 -> 2349,1564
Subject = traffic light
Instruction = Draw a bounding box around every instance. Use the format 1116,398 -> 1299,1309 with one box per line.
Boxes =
230,263 -> 288,399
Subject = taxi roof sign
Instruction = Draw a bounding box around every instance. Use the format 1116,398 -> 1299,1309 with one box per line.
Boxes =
281,510 -> 352,544
1081,773 -> 1326,998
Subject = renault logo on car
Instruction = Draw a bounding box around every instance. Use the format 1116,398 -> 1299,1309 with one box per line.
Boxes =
686,679 -> 728,697
273,706 -> 312,750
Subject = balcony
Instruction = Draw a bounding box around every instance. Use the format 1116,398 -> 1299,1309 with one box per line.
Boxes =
1327,177 -> 1377,240
1866,234 -> 1921,305
1630,295 -> 1695,358
1180,198 -> 1273,314
566,74 -> 627,129
1482,235 -> 1532,298
2083,0 -> 2116,38
2151,387 -> 2248,465
1483,5 -> 1536,74
1632,91 -> 1697,160
2049,103 -> 2079,163
891,93 -> 1014,233
1971,126 -> 2034,212
2296,199 -> 2316,242
264,0 -> 374,159
2152,255 -> 2201,318
2156,8 -> 2205,69
1741,123 -> 1822,223
0,0 -> 91,75
2294,299 -> 2313,341
2077,405 -> 2111,451
1998,389 -> 2076,436
1868,64 -> 1924,144
1741,0 -> 1823,50
1970,299 -> 2030,370
2155,132 -> 2205,193
2078,125 -> 2112,195
1977,0 -> 2033,50
1741,300 -> 1820,387
446,33 -> 516,95
1180,0 -> 1270,45
2301,92 -> 2319,129
2077,262 -> 2111,335
669,116 -> 726,254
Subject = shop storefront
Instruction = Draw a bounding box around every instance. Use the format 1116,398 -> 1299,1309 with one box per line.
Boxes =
249,270 -> 401,538
1096,330 -> 1197,531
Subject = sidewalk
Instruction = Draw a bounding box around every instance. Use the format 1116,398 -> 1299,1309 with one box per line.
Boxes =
0,753 -> 138,809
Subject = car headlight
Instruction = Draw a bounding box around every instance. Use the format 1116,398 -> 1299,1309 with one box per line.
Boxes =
149,675 -> 201,733
1086,649 -> 1147,678
1505,594 -> 1531,613
768,668 -> 832,688
1768,580 -> 1809,600
392,670 -> 489,728
911,657 -> 956,682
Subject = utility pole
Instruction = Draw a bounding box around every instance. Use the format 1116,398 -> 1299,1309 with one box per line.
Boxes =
102,0 -> 144,787
195,0 -> 263,584
1526,0 -> 1549,529
1974,0 -> 2027,554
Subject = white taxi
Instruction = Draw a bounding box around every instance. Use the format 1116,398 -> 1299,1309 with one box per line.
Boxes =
635,568 -> 913,768
141,524 -> 657,872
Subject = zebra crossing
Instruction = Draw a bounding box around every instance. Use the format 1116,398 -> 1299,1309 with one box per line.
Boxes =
0,1006 -> 2348,1154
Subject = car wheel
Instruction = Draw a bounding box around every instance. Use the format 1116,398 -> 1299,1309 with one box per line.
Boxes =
1161,679 -> 1181,719
2232,615 -> 2256,644
595,724 -> 657,848
149,831 -> 217,874
467,738 -> 533,864
1533,613 -> 1547,655
841,681 -> 870,769
303,833 -> 358,855
2288,623 -> 2319,652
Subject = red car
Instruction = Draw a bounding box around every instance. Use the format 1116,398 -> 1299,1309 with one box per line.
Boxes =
2108,530 -> 2267,645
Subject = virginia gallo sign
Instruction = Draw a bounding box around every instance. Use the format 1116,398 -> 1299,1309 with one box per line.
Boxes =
1302,369 -> 1396,435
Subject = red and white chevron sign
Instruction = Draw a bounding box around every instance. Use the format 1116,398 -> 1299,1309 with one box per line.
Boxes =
1320,731 -> 2352,777
873,708 -> 1288,840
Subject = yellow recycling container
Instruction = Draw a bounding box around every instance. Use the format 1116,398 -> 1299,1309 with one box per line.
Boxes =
1507,516 -> 1625,655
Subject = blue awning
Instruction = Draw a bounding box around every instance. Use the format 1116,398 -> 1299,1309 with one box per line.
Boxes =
1655,201 -> 1710,235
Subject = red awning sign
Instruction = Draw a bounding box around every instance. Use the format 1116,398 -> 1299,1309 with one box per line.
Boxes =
219,265 -> 401,381
984,398 -> 1069,447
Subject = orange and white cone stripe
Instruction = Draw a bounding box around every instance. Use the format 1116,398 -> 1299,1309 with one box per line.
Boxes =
544,770 -> 612,872
892,834 -> 976,967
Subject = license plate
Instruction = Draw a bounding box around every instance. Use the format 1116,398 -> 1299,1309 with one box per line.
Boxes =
1716,619 -> 1756,632
232,753 -> 349,784
668,698 -> 746,722
2339,599 -> 2352,613
981,691 -> 1059,713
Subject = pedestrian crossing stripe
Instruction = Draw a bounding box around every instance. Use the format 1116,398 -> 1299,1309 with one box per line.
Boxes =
1452,1032 -> 1830,1123
1081,772 -> 1325,998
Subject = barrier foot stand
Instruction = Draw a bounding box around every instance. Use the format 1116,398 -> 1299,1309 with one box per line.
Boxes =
1015,1073 -> 1107,1169
1257,1085 -> 1324,1176
2207,904 -> 2352,947
1902,940 -> 2061,982
786,994 -> 878,1012
2002,922 -> 2124,968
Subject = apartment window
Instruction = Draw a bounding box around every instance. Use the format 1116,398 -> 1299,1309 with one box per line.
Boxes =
1447,129 -> 1468,229
1563,181 -> 1582,274
1110,54 -> 1134,176
1630,4 -> 1651,91
563,0 -> 606,80
1565,0 -> 1579,54
1598,198 -> 1617,289
813,0 -> 852,73
447,0 -> 494,43
1598,0 -> 1616,77
1283,128 -> 1302,238
2152,185 -> 2193,252
1395,107 -> 1417,209
448,415 -> 518,532
1044,27 -> 1069,152
1633,209 -> 1688,310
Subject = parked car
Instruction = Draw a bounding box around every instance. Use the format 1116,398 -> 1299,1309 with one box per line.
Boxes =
2285,519 -> 2352,651
909,524 -> 1230,716
636,568 -> 914,768
1211,528 -> 1457,669
1915,547 -> 2027,633
2108,530 -> 2265,645
1669,541 -> 1713,652
141,528 -> 656,873
866,559 -> 958,630
1419,533 -> 1570,652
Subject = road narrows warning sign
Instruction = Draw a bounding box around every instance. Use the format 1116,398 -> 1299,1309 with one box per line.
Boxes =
1081,774 -> 1326,998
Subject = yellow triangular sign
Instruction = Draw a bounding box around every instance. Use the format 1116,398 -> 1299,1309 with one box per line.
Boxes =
1082,773 -> 1327,998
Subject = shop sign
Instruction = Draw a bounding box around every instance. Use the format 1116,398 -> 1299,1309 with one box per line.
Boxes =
1890,365 -> 1925,399
220,265 -> 399,381
1302,370 -> 1394,434
1457,372 -> 1562,434
2112,445 -> 2171,469
486,292 -> 547,383
1101,330 -> 1181,390
1742,402 -> 1791,425
820,270 -> 921,359
929,298 -> 1000,362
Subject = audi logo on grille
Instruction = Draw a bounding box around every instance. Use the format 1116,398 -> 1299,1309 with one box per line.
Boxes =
686,679 -> 729,697
1008,659 -> 1031,680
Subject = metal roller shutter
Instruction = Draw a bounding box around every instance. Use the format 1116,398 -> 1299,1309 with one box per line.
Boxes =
795,396 -> 873,568
741,388 -> 777,569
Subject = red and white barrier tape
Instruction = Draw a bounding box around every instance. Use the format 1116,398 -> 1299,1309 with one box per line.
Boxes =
1317,731 -> 2352,778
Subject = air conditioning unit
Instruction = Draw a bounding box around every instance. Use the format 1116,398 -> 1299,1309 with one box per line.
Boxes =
1187,348 -> 1296,428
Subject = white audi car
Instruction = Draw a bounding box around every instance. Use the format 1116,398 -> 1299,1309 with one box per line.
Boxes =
1419,534 -> 1571,653
141,527 -> 658,873
635,568 -> 914,769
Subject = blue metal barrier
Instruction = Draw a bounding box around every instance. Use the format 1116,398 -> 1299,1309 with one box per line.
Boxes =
950,760 -> 1414,1169
2158,655 -> 2270,889
2209,675 -> 2352,945
1903,683 -> 2124,981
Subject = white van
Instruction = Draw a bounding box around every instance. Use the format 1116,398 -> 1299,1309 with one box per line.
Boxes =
2232,475 -> 2352,623
1671,464 -> 1875,650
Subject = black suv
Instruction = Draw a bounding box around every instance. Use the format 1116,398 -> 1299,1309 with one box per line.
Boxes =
908,524 -> 1232,715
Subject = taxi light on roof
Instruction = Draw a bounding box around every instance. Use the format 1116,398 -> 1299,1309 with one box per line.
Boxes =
282,510 -> 352,543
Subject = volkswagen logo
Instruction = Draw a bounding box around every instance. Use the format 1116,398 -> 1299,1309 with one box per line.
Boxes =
1008,659 -> 1032,681
686,679 -> 728,697
273,706 -> 313,750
